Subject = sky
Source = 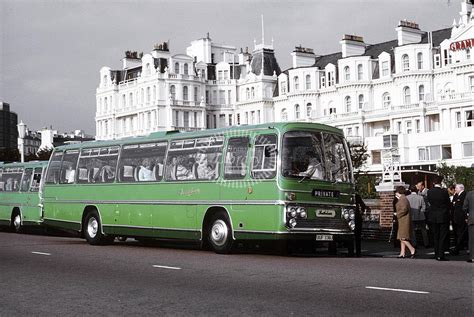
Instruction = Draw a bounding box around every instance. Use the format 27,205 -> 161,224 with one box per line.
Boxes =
0,0 -> 460,135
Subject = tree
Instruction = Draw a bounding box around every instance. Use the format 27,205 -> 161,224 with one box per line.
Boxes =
437,162 -> 474,191
348,142 -> 376,198
36,148 -> 53,161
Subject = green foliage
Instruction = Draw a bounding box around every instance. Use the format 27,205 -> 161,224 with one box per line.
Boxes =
348,143 -> 369,177
35,148 -> 53,161
348,142 -> 376,198
355,174 -> 378,199
437,162 -> 474,191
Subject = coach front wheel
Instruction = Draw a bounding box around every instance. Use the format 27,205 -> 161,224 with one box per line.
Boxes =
208,212 -> 233,254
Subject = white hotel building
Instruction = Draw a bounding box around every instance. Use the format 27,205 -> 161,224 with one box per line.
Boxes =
96,0 -> 474,179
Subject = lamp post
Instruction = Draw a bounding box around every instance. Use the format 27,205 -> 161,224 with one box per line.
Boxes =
17,121 -> 26,163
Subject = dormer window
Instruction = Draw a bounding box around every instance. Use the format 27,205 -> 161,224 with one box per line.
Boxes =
174,62 -> 180,74
294,76 -> 299,90
184,63 -> 188,75
305,75 -> 311,90
402,54 -> 410,72
321,76 -> 326,88
281,81 -> 287,94
344,66 -> 350,81
357,64 -> 363,80
417,52 -> 423,70
381,61 -> 389,77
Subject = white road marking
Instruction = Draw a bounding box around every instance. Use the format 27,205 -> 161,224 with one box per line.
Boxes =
152,265 -> 182,270
365,286 -> 429,294
31,251 -> 51,256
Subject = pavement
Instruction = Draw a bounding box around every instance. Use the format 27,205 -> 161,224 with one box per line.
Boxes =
358,239 -> 472,261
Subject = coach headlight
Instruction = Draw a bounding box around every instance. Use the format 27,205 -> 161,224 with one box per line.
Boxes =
288,218 -> 297,228
349,220 -> 356,231
297,207 -> 307,219
341,209 -> 350,220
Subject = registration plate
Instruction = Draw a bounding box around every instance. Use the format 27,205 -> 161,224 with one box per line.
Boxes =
316,234 -> 333,241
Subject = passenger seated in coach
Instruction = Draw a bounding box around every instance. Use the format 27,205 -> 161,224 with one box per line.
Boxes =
138,158 -> 155,181
166,156 -> 178,180
176,156 -> 192,180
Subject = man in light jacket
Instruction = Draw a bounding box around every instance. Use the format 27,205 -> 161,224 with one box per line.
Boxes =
407,185 -> 428,248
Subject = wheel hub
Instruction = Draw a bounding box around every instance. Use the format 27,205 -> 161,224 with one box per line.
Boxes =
87,217 -> 98,238
211,219 -> 228,246
13,214 -> 21,230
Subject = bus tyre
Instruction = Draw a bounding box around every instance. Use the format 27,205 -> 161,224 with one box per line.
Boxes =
208,212 -> 233,254
84,210 -> 112,245
11,210 -> 22,233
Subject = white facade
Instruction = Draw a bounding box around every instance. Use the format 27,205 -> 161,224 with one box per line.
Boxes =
274,1 -> 474,173
96,0 -> 474,174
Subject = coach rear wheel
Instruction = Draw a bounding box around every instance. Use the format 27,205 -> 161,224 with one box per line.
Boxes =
11,211 -> 22,233
208,212 -> 233,254
83,210 -> 113,245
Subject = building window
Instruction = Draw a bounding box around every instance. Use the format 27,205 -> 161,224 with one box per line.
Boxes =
417,52 -> 423,70
281,81 -> 287,94
170,85 -> 176,100
321,76 -> 326,88
396,121 -> 402,134
415,119 -> 421,133
442,145 -> 452,159
418,85 -> 425,101
406,121 -> 412,134
122,94 -> 126,108
358,94 -> 364,109
434,54 -> 441,68
371,151 -> 381,164
104,97 -> 108,112
251,87 -> 255,98
174,62 -> 179,74
357,64 -> 363,80
129,93 -> 133,107
294,76 -> 299,90
218,90 -> 225,104
306,103 -> 312,117
228,114 -> 233,126
466,110 -> 473,127
345,96 -> 352,113
469,76 -> 474,92
347,127 -> 352,136
217,70 -> 223,80
145,63 -> 151,75
294,104 -> 300,119
403,86 -> 411,104
305,74 -> 311,90
382,92 -> 391,108
344,66 -> 350,81
443,49 -> 452,65
402,54 -> 409,72
184,63 -> 188,75
194,87 -> 198,101
328,71 -> 335,86
382,61 -> 389,77
183,86 -> 189,100
246,88 -> 250,100
455,111 -> 461,128
462,142 -> 474,157
466,48 -> 471,60
237,113 -> 241,125
257,110 -> 261,123
281,108 -> 288,121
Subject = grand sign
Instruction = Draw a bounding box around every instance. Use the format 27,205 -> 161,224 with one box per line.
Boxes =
450,38 -> 474,51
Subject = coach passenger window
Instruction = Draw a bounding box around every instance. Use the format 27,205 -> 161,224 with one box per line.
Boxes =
20,168 -> 33,192
117,142 -> 167,182
3,168 -> 23,192
77,147 -> 119,184
252,134 -> 277,179
165,136 -> 223,181
224,137 -> 249,180
59,150 -> 80,184
45,151 -> 63,184
30,168 -> 43,191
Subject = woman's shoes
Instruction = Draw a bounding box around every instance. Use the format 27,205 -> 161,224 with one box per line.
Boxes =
397,255 -> 406,258
410,252 -> 416,259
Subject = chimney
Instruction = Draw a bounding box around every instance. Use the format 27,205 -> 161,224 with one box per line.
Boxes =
122,50 -> 143,69
290,45 -> 317,68
340,35 -> 366,58
152,41 -> 171,59
395,20 -> 424,46
460,0 -> 472,26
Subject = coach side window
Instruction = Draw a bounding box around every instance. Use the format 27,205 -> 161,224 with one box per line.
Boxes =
251,134 -> 277,179
20,168 -> 33,192
59,150 -> 80,184
30,168 -> 43,191
77,147 -> 119,184
224,137 -> 249,180
165,136 -> 223,181
117,142 -> 167,182
2,168 -> 23,191
45,151 -> 63,184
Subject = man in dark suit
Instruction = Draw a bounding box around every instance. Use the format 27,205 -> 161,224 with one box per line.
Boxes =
450,184 -> 467,255
427,175 -> 451,261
